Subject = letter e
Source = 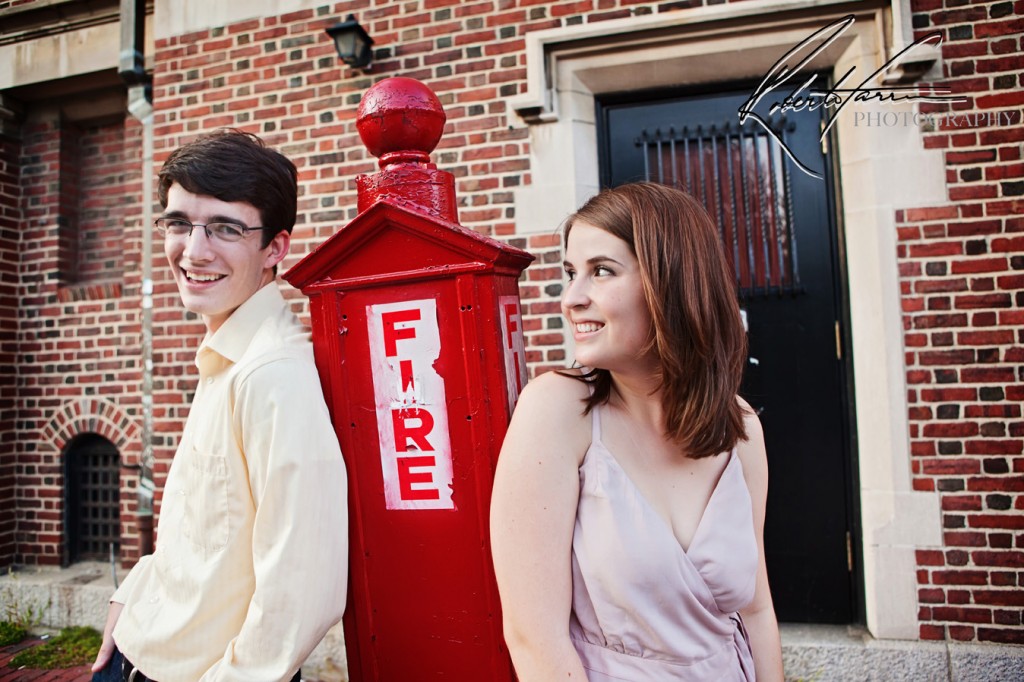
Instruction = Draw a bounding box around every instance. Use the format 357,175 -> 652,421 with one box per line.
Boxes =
397,455 -> 440,500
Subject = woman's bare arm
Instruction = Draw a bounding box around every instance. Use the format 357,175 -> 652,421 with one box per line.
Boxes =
490,371 -> 592,681
736,400 -> 785,682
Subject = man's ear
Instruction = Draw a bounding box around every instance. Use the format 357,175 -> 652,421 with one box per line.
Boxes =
263,230 -> 291,270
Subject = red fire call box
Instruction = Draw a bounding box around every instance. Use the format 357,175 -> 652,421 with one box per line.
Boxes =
284,77 -> 532,681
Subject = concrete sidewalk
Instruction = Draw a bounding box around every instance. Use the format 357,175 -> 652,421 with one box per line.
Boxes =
2,563 -> 1022,681
780,623 -> 1024,681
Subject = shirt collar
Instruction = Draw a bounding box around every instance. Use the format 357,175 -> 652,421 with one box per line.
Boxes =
196,283 -> 286,377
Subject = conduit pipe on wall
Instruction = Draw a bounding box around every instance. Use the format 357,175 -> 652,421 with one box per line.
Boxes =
119,0 -> 154,557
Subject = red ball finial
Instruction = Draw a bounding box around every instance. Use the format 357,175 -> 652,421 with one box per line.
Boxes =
356,77 -> 446,167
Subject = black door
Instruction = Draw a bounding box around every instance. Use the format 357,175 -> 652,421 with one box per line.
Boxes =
598,85 -> 855,623
64,433 -> 121,565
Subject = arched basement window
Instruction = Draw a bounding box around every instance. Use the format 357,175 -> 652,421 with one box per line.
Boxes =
64,433 -> 120,563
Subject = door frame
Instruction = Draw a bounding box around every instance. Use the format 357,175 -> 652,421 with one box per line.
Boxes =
509,3 -> 948,639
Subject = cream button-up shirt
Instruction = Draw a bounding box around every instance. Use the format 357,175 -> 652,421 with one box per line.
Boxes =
112,283 -> 348,682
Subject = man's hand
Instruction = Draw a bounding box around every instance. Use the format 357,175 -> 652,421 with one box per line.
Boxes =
91,601 -> 124,672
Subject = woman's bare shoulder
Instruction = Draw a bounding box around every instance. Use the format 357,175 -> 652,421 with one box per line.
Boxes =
735,396 -> 764,440
734,396 -> 768,487
517,368 -> 590,412
507,369 -> 593,458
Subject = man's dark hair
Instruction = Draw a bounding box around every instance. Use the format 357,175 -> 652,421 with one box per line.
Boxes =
157,129 -> 298,248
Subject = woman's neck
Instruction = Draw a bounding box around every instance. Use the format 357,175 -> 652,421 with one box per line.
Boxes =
608,368 -> 665,435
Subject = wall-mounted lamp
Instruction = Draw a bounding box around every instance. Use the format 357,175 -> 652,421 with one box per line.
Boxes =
326,14 -> 374,69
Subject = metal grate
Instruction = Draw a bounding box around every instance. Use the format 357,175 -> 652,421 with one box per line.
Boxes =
636,118 -> 802,299
65,434 -> 120,562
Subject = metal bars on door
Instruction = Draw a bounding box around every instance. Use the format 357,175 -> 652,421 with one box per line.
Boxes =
636,120 -> 802,299
67,435 -> 121,561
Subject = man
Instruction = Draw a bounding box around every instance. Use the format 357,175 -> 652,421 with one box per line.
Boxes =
92,130 -> 348,682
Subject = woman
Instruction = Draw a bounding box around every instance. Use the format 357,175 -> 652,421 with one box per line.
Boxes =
490,183 -> 783,681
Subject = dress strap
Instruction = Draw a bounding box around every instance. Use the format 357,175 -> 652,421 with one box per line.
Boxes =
580,368 -> 603,443
590,402 -> 602,443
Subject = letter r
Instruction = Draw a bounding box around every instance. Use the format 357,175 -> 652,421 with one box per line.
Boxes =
392,407 -> 435,451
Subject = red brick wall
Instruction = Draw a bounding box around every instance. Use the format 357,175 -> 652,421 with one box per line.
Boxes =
0,134 -> 20,568
897,0 -> 1023,645
12,114 -> 146,566
76,124 -> 130,285
14,118 -> 63,565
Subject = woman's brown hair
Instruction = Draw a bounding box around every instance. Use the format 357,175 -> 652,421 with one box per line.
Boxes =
564,182 -> 748,459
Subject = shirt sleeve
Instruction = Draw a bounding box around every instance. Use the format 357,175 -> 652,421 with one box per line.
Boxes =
111,554 -> 152,605
200,353 -> 348,682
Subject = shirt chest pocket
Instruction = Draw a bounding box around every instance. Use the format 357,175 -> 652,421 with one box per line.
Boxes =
182,452 -> 230,553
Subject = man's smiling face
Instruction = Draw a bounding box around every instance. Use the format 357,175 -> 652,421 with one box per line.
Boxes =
162,183 -> 289,334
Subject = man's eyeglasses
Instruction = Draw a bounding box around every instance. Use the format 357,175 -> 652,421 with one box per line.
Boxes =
154,218 -> 276,243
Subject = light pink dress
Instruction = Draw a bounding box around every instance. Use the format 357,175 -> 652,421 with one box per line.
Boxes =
569,402 -> 759,681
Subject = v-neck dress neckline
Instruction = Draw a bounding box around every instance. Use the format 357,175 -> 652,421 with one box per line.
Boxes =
568,401 -> 759,681
588,431 -> 737,556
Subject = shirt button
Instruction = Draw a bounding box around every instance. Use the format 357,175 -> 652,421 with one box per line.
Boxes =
149,595 -> 159,603
206,377 -> 214,385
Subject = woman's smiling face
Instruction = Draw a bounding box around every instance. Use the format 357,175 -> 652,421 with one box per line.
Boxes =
561,221 -> 654,374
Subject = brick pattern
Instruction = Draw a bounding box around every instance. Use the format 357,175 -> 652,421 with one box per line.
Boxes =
514,232 -> 568,376
43,397 -> 148,564
56,124 -> 78,285
897,0 -> 1024,644
0,134 -> 19,569
12,115 -> 146,566
75,124 -> 131,285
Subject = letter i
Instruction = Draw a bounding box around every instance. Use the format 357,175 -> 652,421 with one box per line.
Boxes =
400,359 -> 415,393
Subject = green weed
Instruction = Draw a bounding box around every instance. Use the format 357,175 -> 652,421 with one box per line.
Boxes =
1,569 -> 50,633
0,620 -> 27,646
8,626 -> 102,669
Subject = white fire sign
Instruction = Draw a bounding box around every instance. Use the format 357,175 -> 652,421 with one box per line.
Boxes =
367,299 -> 455,510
